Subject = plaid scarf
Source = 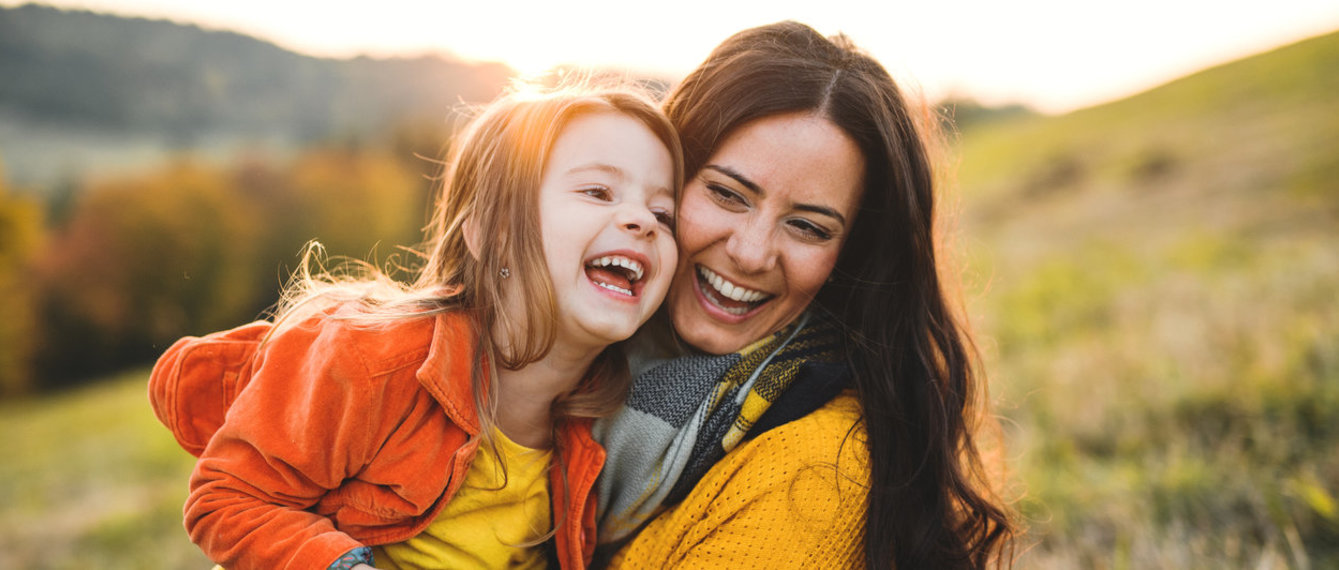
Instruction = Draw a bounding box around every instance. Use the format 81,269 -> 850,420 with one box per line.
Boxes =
592,312 -> 845,546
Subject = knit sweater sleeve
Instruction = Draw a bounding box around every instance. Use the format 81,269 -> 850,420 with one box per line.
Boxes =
607,392 -> 869,569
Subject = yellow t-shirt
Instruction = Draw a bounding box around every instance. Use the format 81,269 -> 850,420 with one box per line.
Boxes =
373,427 -> 553,569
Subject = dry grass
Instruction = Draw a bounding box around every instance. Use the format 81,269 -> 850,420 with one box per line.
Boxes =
954,30 -> 1339,569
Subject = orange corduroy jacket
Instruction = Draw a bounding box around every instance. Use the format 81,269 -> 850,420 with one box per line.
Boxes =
150,311 -> 605,570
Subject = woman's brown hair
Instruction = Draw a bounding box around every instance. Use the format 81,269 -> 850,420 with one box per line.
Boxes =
664,21 -> 1016,568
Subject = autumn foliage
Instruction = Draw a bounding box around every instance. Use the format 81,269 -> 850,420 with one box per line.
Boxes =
4,144 -> 435,393
0,171 -> 44,395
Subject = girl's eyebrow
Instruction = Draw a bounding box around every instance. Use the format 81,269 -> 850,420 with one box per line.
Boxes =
570,162 -> 674,196
703,164 -> 847,227
567,163 -> 625,177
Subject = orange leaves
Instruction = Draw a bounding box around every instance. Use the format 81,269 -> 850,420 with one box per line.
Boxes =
21,147 -> 432,387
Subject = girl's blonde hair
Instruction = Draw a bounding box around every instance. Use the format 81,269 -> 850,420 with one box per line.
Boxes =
272,79 -> 683,425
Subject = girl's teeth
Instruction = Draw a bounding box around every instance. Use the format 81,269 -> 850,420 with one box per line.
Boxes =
591,256 -> 644,281
596,282 -> 633,296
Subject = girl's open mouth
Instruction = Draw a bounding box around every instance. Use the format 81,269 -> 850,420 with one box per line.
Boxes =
695,265 -> 772,316
585,254 -> 646,298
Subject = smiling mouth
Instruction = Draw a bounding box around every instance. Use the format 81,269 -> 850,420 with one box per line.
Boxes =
696,265 -> 773,315
586,255 -> 645,297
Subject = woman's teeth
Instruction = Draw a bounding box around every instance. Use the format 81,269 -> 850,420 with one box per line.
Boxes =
698,266 -> 767,302
697,266 -> 770,316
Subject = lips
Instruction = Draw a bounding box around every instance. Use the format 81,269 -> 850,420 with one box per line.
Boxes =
585,253 -> 647,297
695,265 -> 773,315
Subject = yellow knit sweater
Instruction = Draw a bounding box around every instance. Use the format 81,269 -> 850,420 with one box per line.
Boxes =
607,392 -> 869,568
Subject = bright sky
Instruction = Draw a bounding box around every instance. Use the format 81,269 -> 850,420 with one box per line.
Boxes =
9,0 -> 1339,113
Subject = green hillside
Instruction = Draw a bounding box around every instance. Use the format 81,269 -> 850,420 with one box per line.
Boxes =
953,30 -> 1339,567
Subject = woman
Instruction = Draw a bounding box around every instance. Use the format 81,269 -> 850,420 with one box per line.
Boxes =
594,21 -> 1017,568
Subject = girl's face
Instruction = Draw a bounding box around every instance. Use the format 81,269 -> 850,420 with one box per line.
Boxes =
538,110 -> 678,350
668,112 -> 865,354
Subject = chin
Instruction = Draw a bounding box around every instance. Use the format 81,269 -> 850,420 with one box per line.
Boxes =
671,322 -> 744,355
584,321 -> 639,346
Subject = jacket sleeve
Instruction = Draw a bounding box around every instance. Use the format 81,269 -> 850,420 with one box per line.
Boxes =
184,321 -> 400,570
606,395 -> 870,569
148,320 -> 271,457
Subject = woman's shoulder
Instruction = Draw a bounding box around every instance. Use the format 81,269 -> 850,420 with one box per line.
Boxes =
606,391 -> 869,568
682,390 -> 868,502
741,390 -> 867,473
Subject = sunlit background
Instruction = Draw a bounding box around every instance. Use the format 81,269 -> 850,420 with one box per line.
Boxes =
9,0 -> 1339,112
1,1 -> 1337,568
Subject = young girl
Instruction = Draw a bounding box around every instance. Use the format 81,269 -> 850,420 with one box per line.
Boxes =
151,83 -> 682,570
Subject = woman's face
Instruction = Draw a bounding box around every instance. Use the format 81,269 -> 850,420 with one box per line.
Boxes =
668,112 -> 865,354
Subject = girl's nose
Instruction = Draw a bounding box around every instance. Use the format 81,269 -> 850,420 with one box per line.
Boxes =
617,204 -> 658,237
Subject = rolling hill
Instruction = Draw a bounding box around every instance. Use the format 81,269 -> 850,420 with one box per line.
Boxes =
0,3 -> 514,187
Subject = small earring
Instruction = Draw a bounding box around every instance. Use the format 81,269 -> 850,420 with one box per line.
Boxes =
499,267 -> 511,279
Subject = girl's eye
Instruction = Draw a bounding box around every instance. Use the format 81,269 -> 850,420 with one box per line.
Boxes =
787,218 -> 833,241
580,186 -> 612,201
705,183 -> 747,208
653,209 -> 676,231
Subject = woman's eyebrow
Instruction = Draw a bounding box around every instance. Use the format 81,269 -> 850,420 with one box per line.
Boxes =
795,204 -> 846,226
705,164 -> 846,226
704,164 -> 761,195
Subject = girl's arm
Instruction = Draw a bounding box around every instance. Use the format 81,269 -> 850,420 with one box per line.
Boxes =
185,322 -> 397,570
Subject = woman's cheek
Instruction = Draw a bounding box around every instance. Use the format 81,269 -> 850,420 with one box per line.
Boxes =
798,248 -> 842,296
674,202 -> 723,256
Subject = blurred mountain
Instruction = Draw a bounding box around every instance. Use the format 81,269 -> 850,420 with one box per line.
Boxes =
0,3 -> 514,187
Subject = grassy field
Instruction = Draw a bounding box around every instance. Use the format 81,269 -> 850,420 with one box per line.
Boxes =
0,369 -> 209,569
956,30 -> 1339,568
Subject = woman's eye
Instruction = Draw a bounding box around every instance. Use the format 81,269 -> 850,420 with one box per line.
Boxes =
787,218 -> 833,241
705,183 -> 746,208
580,186 -> 612,201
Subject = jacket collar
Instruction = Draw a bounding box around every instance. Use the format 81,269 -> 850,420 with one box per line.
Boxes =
415,310 -> 607,462
416,310 -> 484,435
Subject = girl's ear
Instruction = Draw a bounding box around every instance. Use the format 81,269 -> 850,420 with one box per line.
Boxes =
462,215 -> 483,260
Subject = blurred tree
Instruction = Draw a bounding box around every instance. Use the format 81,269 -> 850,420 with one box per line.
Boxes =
28,146 -> 429,385
33,160 -> 264,384
0,163 -> 45,395
261,147 -> 426,278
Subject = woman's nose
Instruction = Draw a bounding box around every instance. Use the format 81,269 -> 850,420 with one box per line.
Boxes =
724,217 -> 777,273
